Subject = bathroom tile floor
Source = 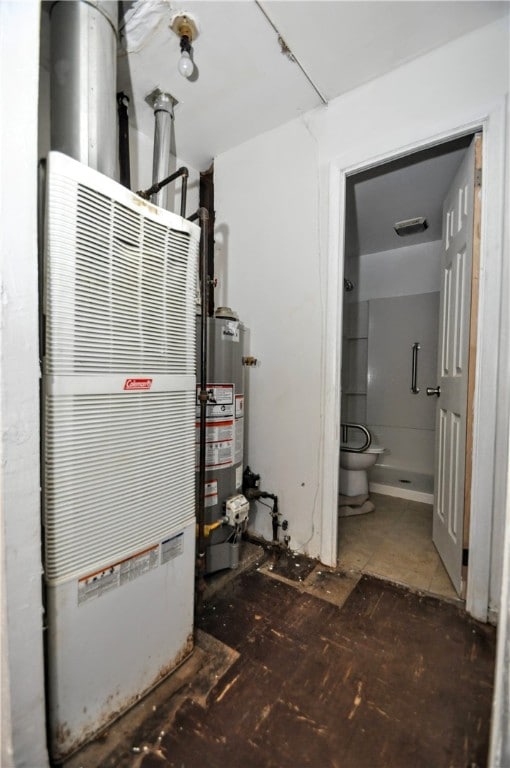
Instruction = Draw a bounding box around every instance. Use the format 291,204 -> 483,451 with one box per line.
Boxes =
337,492 -> 459,602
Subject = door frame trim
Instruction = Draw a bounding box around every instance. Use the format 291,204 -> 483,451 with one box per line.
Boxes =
320,102 -> 507,622
462,132 -> 483,597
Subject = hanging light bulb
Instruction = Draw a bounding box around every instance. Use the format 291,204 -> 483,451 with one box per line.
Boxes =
178,36 -> 194,78
170,14 -> 199,80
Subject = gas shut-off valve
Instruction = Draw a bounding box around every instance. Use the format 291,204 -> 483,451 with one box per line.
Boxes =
223,494 -> 250,527
242,466 -> 288,545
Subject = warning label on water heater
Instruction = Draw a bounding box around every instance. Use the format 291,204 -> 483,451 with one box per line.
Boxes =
196,384 -> 236,469
196,440 -> 234,469
234,417 -> 244,465
196,384 -> 234,420
202,420 -> 234,443
205,479 -> 218,508
221,320 -> 240,342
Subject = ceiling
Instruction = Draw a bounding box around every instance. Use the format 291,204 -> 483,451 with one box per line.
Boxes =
345,134 -> 473,257
118,1 -> 509,170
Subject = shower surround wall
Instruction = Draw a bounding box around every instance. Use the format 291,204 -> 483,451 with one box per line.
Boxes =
342,240 -> 441,498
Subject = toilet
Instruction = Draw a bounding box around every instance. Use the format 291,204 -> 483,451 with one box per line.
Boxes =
339,445 -> 385,496
339,442 -> 385,516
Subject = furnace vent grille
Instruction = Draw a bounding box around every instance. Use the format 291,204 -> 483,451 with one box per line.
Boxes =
44,390 -> 196,583
43,152 -> 200,584
44,167 -> 199,375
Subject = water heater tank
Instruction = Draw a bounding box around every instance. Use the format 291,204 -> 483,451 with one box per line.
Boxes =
196,308 -> 247,573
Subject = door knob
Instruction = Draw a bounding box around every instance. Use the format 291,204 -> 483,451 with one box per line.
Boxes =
426,386 -> 441,397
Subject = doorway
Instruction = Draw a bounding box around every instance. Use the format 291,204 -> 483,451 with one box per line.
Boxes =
338,134 -> 477,599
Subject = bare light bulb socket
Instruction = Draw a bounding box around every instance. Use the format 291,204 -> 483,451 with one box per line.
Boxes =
178,34 -> 194,78
178,50 -> 193,78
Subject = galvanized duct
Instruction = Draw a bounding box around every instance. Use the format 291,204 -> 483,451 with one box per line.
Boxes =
50,0 -> 118,179
151,92 -> 175,210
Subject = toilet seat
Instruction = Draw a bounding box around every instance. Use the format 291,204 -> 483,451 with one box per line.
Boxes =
341,444 -> 385,454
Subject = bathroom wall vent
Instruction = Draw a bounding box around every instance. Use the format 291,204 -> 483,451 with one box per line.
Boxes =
394,217 -> 428,236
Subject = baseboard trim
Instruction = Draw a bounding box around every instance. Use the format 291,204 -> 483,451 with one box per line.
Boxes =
369,482 -> 434,505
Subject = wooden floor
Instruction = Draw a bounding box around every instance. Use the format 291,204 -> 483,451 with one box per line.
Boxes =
68,548 -> 497,768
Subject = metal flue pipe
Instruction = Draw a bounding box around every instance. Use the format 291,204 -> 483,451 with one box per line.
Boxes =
151,93 -> 174,209
50,0 -> 118,178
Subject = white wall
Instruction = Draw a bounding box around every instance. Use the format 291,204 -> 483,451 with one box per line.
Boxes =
215,118 -> 322,547
215,15 -> 509,593
1,2 -> 49,766
487,15 -> 510,755
490,64 -> 510,733
343,241 -> 441,476
366,292 -> 439,474
347,240 -> 441,303
489,79 -> 510,621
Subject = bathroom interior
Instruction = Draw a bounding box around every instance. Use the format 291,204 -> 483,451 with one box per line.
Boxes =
338,134 -> 474,600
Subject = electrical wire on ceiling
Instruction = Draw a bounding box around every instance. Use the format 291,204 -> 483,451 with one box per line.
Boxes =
254,0 -> 328,106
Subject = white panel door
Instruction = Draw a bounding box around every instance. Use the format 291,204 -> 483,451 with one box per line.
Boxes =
432,138 -> 476,595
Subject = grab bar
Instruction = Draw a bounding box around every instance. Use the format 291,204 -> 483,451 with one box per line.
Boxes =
411,342 -> 420,394
341,423 -> 372,452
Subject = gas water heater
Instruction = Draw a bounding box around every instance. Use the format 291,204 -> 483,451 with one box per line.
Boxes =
196,307 -> 250,573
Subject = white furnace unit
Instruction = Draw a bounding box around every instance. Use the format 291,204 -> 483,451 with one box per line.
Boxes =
42,152 -> 200,761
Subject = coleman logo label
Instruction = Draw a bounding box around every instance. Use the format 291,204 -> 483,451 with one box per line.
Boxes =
123,378 -> 153,391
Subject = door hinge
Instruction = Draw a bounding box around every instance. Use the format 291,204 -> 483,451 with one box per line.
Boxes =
462,548 -> 469,567
475,167 -> 482,187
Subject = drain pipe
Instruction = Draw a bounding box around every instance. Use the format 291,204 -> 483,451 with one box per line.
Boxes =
194,207 -> 210,579
151,92 -> 174,210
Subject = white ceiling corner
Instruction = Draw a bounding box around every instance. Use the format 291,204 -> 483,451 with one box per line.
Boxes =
117,1 -> 509,170
116,2 -> 507,254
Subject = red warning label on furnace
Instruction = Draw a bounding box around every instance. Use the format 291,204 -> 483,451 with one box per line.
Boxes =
124,378 -> 153,391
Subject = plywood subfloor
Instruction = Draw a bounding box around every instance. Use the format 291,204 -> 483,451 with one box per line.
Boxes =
65,554 -> 496,768
159,569 -> 493,768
